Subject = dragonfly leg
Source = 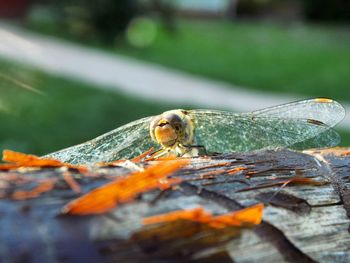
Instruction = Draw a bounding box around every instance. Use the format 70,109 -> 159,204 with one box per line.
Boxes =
150,148 -> 172,159
181,144 -> 208,156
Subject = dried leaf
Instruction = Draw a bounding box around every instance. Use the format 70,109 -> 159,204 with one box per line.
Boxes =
62,158 -> 189,215
143,203 -> 264,229
227,166 -> 248,175
3,150 -> 62,166
96,148 -> 155,167
288,176 -> 327,185
143,207 -> 211,225
210,203 -> 264,228
1,150 -> 87,172
62,172 -> 82,194
12,179 -> 56,200
131,148 -> 155,163
304,147 -> 350,157
157,177 -> 183,190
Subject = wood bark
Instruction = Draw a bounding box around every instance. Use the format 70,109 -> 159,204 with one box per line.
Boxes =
0,148 -> 350,263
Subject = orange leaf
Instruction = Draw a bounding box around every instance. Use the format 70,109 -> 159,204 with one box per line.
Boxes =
3,150 -> 62,166
12,179 -> 56,200
143,203 -> 264,229
304,147 -> 350,157
0,163 -> 23,170
227,166 -> 248,175
62,158 -> 189,215
62,172 -> 82,194
210,203 -> 264,228
157,177 -> 183,190
143,207 -> 212,225
1,150 -> 87,172
131,148 -> 155,163
288,176 -> 326,186
96,148 -> 155,167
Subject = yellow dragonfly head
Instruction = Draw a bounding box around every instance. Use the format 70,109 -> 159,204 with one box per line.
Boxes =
150,110 -> 195,149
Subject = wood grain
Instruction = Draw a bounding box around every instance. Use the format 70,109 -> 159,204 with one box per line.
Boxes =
0,148 -> 349,262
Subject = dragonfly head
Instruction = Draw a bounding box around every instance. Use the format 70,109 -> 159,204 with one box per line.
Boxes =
150,110 -> 195,148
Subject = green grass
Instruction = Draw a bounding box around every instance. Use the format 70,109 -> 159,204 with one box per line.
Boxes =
0,60 -> 171,156
28,16 -> 350,101
339,130 -> 350,147
117,20 -> 350,101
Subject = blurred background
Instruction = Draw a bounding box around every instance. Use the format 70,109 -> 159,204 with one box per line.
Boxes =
0,0 -> 349,155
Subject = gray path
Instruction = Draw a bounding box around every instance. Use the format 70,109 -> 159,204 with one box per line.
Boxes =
0,23 -> 349,130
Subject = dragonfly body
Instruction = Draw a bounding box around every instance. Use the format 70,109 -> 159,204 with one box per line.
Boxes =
47,98 -> 345,164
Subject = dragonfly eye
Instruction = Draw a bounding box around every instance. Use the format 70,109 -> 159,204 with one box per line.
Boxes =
158,122 -> 168,127
164,114 -> 183,130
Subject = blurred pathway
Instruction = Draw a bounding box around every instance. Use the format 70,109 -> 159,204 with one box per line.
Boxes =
0,23 -> 349,129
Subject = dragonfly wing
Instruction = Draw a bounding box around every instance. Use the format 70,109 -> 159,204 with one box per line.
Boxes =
290,127 -> 340,150
253,98 -> 345,128
46,116 -> 158,164
189,110 -> 340,153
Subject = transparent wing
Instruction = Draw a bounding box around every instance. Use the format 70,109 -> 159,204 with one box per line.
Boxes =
189,109 -> 341,153
46,116 -> 158,164
253,98 -> 345,127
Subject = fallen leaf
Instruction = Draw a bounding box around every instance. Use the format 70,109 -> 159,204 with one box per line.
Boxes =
62,172 -> 82,194
0,150 -> 87,172
3,150 -> 62,166
143,203 -> 264,229
227,166 -> 248,175
211,203 -> 263,228
96,148 -> 155,167
131,148 -> 155,163
62,158 -> 189,215
12,179 -> 56,200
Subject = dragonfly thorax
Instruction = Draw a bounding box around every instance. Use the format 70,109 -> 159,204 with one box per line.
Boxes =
150,110 -> 195,149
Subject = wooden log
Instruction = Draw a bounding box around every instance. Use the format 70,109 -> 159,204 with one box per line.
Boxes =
0,148 -> 350,263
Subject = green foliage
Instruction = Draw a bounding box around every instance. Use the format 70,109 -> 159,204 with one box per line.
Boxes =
236,0 -> 350,22
237,0 -> 275,16
44,0 -> 137,44
304,0 -> 350,22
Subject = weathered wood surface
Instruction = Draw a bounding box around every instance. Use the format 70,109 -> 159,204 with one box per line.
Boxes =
1,148 -> 350,263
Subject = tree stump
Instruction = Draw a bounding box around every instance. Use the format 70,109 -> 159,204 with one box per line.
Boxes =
0,148 -> 350,263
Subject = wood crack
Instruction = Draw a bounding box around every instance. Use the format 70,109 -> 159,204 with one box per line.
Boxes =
308,152 -> 350,219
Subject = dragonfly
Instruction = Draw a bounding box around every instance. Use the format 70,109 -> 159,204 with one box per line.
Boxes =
47,98 -> 345,164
